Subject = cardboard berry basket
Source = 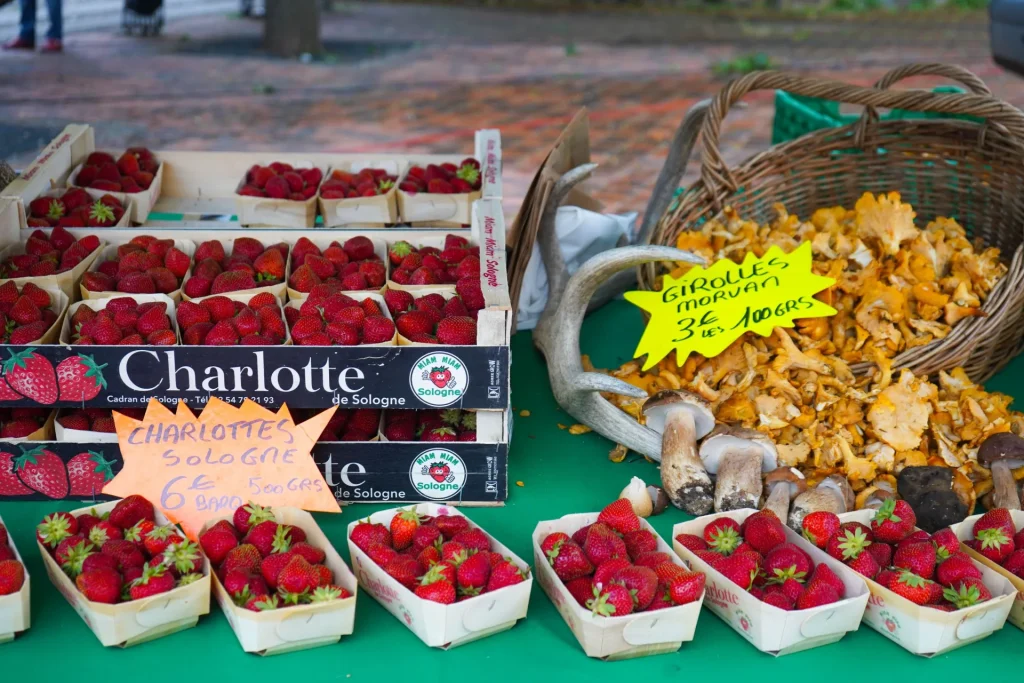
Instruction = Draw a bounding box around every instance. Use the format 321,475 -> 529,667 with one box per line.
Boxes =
1,285 -> 71,347
673,510 -> 869,656
10,410 -> 59,442
838,510 -> 1015,656
188,290 -> 293,346
205,507 -> 357,656
0,238 -> 106,302
66,158 -> 165,225
534,512 -> 704,661
952,509 -> 1024,632
349,503 -> 532,648
23,187 -> 133,230
179,238 -> 288,303
284,290 -> 396,347
59,293 -> 179,346
234,161 -> 327,229
386,237 -> 462,295
318,160 -> 407,228
37,499 -> 211,647
54,409 -> 119,443
397,169 -> 482,228
0,512 -> 31,644
79,239 -> 196,303
391,287 -> 459,347
285,236 -> 388,302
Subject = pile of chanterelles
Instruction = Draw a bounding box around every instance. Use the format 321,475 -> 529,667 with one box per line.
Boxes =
601,192 -> 1019,528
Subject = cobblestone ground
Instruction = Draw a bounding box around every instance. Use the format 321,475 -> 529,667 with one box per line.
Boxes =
0,2 -> 1016,219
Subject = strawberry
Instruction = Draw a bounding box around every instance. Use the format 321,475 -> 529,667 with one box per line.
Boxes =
826,525 -> 872,561
434,515 -> 469,541
871,499 -> 916,543
845,549 -> 880,578
668,571 -> 706,605
763,544 -> 811,584
143,525 -> 183,557
972,509 -> 1016,563
436,316 -> 477,345
703,518 -> 741,555
75,567 -> 121,604
741,510 -> 788,554
244,520 -> 281,557
415,573 -> 457,604
385,555 -> 422,589
1003,549 -> 1024,579
129,563 -> 176,600
801,511 -> 841,549
452,528 -> 489,554
351,520 -> 391,551
540,532 -> 569,556
936,552 -> 983,587
623,529 -> 658,560
612,565 -> 658,609
888,570 -> 934,605
593,558 -> 632,587
675,533 -> 708,553
582,523 -> 627,566
717,552 -> 760,590
456,551 -> 491,597
3,348 -> 57,404
86,520 -> 122,547
633,551 -> 674,570
457,277 -> 485,310
930,528 -> 960,561
546,538 -> 593,582
893,540 -> 937,579
943,578 -> 992,609
566,577 -> 595,606
291,542 -> 325,565
108,495 -> 156,530
796,581 -> 839,609
390,509 -> 422,550
587,582 -> 634,617
597,498 -> 642,535
410,525 -> 442,555
276,555 -> 321,603
363,316 -> 396,344
200,527 -> 239,566
343,236 -> 376,261
101,539 -> 145,571
15,445 -> 67,499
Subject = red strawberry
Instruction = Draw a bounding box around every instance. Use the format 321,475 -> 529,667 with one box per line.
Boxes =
434,515 -> 469,541
805,562 -> 845,598
546,538 -> 593,582
597,499 -> 641,535
865,541 -> 892,569
623,529 -> 658,560
108,495 -> 156,530
582,523 -> 628,566
75,567 -> 121,604
826,525 -> 872,561
871,499 -> 916,543
200,527 -> 239,566
634,551 -> 674,570
742,510 -> 788,554
972,509 -> 1016,563
943,578 -> 992,608
703,518 -> 741,555
931,528 -> 960,561
101,539 -> 145,572
390,509 -> 422,550
796,581 -> 840,609
435,316 -> 476,345
675,533 -> 708,553
593,558 -> 632,587
129,563 -> 176,600
936,552 -> 982,587
716,552 -> 760,590
587,582 -> 633,617
889,570 -> 935,605
220,544 -> 262,576
763,543 -> 812,584
66,450 -> 115,497
612,565 -> 658,609
456,551 -> 491,597
846,550 -> 880,578
415,571 -> 456,604
566,576 -> 595,606
801,511 -> 841,549
893,541 -> 937,580
668,570 -> 706,605
14,445 -> 67,498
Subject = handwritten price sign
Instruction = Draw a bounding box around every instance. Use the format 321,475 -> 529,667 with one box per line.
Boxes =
624,242 -> 836,370
104,397 -> 341,541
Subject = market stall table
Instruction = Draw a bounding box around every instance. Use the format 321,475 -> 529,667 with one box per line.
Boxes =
0,300 -> 1020,678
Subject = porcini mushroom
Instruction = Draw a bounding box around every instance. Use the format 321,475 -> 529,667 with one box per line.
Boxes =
763,467 -> 807,521
897,465 -> 968,532
977,432 -> 1024,511
788,475 -> 854,531
642,390 -> 715,515
699,424 -> 778,512
619,476 -> 653,518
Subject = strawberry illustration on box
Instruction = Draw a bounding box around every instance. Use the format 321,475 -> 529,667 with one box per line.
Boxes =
839,507 -> 1015,656
67,148 -> 164,224
80,236 -> 195,303
199,504 -> 356,655
36,495 -> 211,647
0,513 -> 31,644
535,500 -> 705,660
673,509 -> 869,656
318,162 -> 405,227
953,508 -> 1024,631
398,159 -> 482,227
349,503 -> 532,649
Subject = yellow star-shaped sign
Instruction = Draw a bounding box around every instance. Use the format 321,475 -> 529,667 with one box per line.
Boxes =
104,398 -> 340,541
624,241 -> 837,370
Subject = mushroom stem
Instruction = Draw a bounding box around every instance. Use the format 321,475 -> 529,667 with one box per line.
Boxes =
714,447 -> 764,512
660,409 -> 713,515
763,483 -> 791,521
989,460 -> 1022,511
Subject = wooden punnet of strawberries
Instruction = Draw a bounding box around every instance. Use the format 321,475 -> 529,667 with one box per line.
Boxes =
288,236 -> 385,295
1,224 -> 100,278
182,238 -> 288,299
73,149 -> 159,195
82,235 -> 190,296
0,520 -> 26,599
399,159 -> 482,196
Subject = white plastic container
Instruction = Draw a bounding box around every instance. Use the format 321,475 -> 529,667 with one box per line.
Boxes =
0,513 -> 30,644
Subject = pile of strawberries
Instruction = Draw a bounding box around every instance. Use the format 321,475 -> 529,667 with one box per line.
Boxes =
0,521 -> 25,597
0,407 -> 50,438
73,148 -> 159,194
382,409 -> 476,442
83,235 -> 190,295
38,495 -> 204,604
183,238 -> 288,299
1,225 -> 100,278
237,162 -> 322,201
288,236 -> 385,294
799,500 -> 992,610
313,408 -> 381,442
0,281 -> 58,344
286,292 -> 395,347
71,297 -> 176,345
965,508 -> 1024,579
58,408 -> 144,433
400,160 -> 482,195
385,290 -> 477,345
677,510 -> 846,611
176,293 -> 286,346
387,234 -> 480,287
199,502 -> 350,611
354,507 -> 526,604
320,168 -> 398,199
27,190 -> 127,230
542,500 -> 702,617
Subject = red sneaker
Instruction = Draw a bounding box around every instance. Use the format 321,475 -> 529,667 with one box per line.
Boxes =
39,38 -> 62,53
2,36 -> 34,51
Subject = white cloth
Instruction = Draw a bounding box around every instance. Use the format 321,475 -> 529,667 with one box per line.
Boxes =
516,206 -> 636,331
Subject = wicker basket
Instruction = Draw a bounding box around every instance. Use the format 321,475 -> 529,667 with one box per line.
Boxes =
642,64 -> 1024,383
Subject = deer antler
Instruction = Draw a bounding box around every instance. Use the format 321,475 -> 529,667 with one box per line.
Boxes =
533,164 -> 704,461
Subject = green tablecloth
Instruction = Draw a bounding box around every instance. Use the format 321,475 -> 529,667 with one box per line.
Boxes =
2,300 -> 1022,679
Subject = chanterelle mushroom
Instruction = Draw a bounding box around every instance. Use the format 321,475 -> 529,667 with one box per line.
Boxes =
978,432 -> 1024,511
643,390 -> 715,515
700,424 -> 778,512
867,370 -> 936,452
763,467 -> 807,522
788,474 -> 854,532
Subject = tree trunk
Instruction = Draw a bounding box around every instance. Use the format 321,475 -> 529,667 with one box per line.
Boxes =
264,0 -> 322,58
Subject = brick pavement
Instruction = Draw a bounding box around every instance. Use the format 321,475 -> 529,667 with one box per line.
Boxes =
0,2 -> 1016,218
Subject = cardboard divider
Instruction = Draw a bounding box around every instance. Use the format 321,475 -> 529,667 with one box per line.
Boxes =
0,511 -> 31,644
67,158 -> 165,225
284,291 -> 396,347
187,290 -> 292,346
318,160 -> 407,228
180,237 -> 288,302
60,293 -> 178,345
534,512 -> 703,660
0,240 -> 105,303
952,510 -> 1024,632
286,236 -> 388,302
80,239 -> 196,303
673,510 -> 869,656
349,503 -> 532,648
235,161 -> 327,228
838,509 -> 1015,656
38,499 -> 211,647
205,507 -> 357,655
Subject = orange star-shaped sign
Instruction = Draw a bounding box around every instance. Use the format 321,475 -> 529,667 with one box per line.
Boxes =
104,398 -> 340,541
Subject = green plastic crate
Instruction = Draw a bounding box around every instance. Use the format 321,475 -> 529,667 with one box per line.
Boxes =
771,86 -> 975,145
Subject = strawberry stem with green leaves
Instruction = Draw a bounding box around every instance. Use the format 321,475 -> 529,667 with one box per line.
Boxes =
83,450 -> 116,482
4,347 -> 38,374
835,528 -> 871,560
89,201 -> 116,224
874,498 -> 901,524
77,355 -> 109,390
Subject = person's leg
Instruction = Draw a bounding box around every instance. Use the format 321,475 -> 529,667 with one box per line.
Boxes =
19,0 -> 38,41
44,0 -> 62,41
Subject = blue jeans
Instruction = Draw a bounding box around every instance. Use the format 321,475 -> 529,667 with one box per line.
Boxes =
19,0 -> 63,41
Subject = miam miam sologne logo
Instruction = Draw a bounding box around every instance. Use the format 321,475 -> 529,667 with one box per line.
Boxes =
410,352 -> 467,407
410,448 -> 466,500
